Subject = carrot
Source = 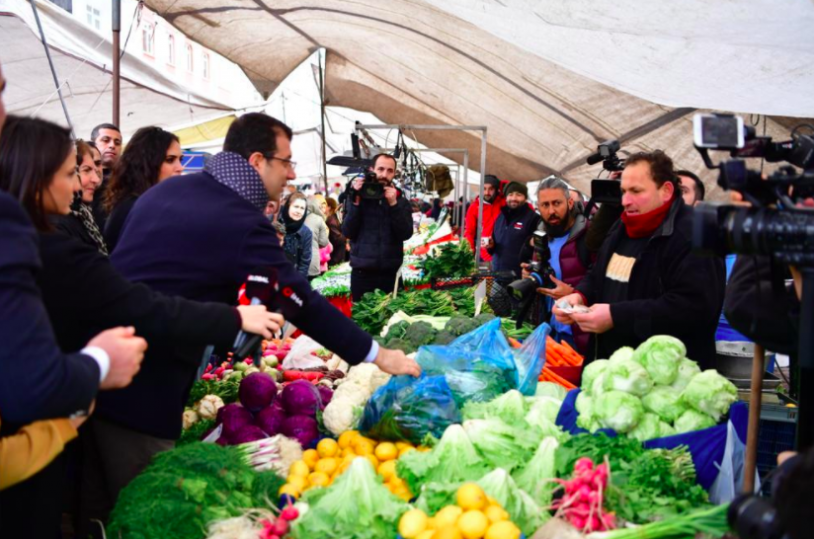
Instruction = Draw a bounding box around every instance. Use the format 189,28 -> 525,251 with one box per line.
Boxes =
508,337 -> 523,349
559,340 -> 584,366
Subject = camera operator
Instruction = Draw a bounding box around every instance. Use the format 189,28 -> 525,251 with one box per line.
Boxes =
553,151 -> 726,368
342,153 -> 414,301
519,176 -> 594,354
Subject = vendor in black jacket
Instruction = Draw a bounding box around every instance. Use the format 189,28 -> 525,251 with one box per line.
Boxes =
342,153 -> 414,301
554,151 -> 725,368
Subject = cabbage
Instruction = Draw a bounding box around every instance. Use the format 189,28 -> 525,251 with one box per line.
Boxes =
281,415 -> 320,448
535,382 -> 568,401
601,360 -> 653,396
642,386 -> 688,423
238,372 -> 278,413
628,413 -> 662,442
632,335 -> 686,385
219,403 -> 255,441
477,468 -> 548,535
660,422 -> 677,437
575,392 -> 595,431
255,403 -> 287,436
671,358 -> 702,392
513,436 -> 559,507
680,369 -> 738,421
231,425 -> 268,444
316,385 -> 333,409
525,396 -> 563,424
281,380 -> 321,416
594,390 -> 644,433
609,346 -> 635,364
674,409 -> 717,433
580,359 -> 610,394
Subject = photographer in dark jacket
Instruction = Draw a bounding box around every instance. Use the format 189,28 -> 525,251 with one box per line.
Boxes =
554,151 -> 726,368
342,153 -> 414,301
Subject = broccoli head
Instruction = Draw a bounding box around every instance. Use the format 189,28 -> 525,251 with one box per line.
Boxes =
385,338 -> 415,355
373,336 -> 387,347
433,331 -> 457,345
385,320 -> 411,341
404,321 -> 438,348
444,315 -> 480,337
475,313 -> 497,325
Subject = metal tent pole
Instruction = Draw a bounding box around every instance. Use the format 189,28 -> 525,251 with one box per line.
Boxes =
318,49 -> 329,193
30,0 -> 74,138
112,0 -> 121,127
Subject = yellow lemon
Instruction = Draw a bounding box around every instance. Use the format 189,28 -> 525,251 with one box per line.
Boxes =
288,460 -> 310,478
374,441 -> 399,461
484,521 -> 521,539
341,446 -> 357,458
399,446 -> 416,457
457,510 -> 489,539
337,430 -> 359,449
417,445 -> 432,452
365,454 -> 380,470
354,439 -> 376,456
485,496 -> 499,507
302,449 -> 319,469
307,471 -> 330,488
395,490 -> 413,501
399,509 -> 428,538
456,483 -> 487,511
278,483 -> 301,498
483,505 -> 509,524
434,505 -> 464,529
426,517 -> 437,530
317,438 -> 339,458
378,459 -> 398,481
395,441 -> 414,450
315,458 -> 339,476
416,531 -> 435,539
433,524 -> 463,539
286,474 -> 308,492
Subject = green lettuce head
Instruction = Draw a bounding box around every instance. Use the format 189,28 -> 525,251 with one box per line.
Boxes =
594,390 -> 644,433
680,369 -> 738,421
628,412 -> 662,442
659,422 -> 677,437
642,386 -> 688,423
632,335 -> 686,385
671,358 -> 702,392
602,360 -> 654,397
609,346 -> 635,364
674,409 -> 718,433
580,359 -> 610,395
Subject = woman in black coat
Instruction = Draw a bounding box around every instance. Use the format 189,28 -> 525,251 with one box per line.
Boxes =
52,140 -> 109,254
104,126 -> 184,252
0,116 -> 284,538
280,192 -> 313,277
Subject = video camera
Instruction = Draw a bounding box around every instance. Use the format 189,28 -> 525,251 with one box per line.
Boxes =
692,113 -> 814,267
508,231 -> 556,326
586,140 -> 625,208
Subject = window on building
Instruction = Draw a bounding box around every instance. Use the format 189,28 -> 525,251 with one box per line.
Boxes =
85,4 -> 100,29
142,24 -> 154,55
49,0 -> 72,13
168,35 -> 175,65
186,44 -> 194,72
202,53 -> 210,79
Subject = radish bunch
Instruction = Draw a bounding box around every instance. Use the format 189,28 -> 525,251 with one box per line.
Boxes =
551,457 -> 616,533
259,505 -> 299,539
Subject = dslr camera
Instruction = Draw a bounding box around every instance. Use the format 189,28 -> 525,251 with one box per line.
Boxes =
692,113 -> 814,267
356,170 -> 385,200
508,231 -> 556,325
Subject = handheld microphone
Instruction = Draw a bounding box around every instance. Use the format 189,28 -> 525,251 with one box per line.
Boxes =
232,267 -> 280,361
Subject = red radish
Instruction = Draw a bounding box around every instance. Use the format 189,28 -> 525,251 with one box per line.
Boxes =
280,506 -> 299,521
272,518 -> 289,535
201,373 -> 215,380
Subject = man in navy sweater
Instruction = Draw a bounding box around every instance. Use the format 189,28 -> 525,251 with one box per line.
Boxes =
88,113 -> 420,520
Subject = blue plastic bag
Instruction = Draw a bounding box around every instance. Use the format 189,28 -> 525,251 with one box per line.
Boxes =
360,319 -> 550,443
556,388 -> 748,497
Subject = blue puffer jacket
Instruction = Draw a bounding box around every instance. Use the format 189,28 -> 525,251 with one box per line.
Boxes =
284,225 -> 313,278
341,189 -> 414,271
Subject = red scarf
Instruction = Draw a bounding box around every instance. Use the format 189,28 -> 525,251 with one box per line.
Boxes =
621,194 -> 675,239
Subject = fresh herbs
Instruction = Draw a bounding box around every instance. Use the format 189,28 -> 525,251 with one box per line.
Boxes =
421,241 -> 475,281
187,377 -> 241,407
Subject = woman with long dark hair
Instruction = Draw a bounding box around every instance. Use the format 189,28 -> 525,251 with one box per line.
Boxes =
0,116 -> 283,537
280,192 -> 313,277
52,140 -> 109,254
103,126 -> 184,251
325,196 -> 347,265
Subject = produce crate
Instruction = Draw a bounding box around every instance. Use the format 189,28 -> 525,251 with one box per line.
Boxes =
756,404 -> 797,496
473,271 -> 516,317
429,276 -> 475,290
548,365 -> 583,387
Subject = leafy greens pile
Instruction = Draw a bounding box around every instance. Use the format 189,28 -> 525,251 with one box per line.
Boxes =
421,241 -> 475,281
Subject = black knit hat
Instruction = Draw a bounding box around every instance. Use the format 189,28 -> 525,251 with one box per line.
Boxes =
484,175 -> 500,189
504,181 -> 528,198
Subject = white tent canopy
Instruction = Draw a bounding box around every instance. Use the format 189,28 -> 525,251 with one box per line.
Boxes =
141,0 -> 813,200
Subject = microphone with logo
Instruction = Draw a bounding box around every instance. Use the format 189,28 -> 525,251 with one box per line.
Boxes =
232,267 -> 280,361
